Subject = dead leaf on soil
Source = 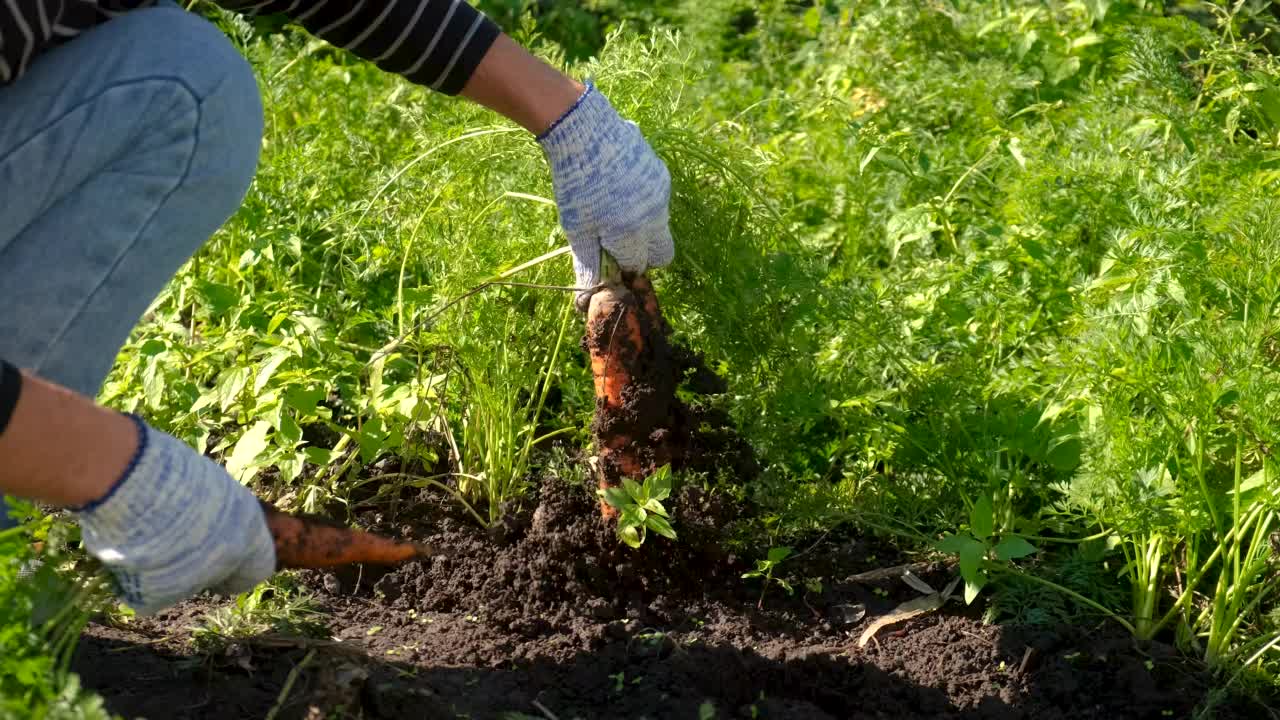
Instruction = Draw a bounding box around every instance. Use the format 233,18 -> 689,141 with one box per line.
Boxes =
829,603 -> 867,625
857,593 -> 944,648
901,568 -> 936,595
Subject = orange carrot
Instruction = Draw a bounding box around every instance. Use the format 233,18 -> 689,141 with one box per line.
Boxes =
585,274 -> 675,520
587,284 -> 644,411
260,502 -> 439,569
586,280 -> 645,515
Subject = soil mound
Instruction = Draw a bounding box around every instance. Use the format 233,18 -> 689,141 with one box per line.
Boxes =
319,475 -> 755,636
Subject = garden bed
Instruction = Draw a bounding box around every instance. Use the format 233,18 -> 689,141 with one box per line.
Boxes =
71,477 -> 1263,720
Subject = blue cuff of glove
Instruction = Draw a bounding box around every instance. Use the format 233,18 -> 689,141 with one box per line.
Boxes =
537,81 -> 597,143
537,81 -> 630,165
73,413 -> 149,515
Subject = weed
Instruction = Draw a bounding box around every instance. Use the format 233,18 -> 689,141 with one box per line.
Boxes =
598,465 -> 679,549
451,297 -> 577,524
190,575 -> 327,655
935,493 -> 1039,605
985,538 -> 1128,626
0,506 -> 115,719
742,546 -> 794,610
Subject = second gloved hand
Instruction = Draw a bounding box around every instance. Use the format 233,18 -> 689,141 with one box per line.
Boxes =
75,415 -> 276,615
538,82 -> 674,308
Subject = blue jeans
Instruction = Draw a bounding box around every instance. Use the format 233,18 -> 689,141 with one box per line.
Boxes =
0,4 -> 262,529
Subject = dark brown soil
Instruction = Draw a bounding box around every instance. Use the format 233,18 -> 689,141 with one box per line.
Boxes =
71,476 -> 1268,720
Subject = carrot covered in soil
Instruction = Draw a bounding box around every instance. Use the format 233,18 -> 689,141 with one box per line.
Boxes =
259,501 -> 441,570
585,273 -> 678,519
588,286 -> 646,412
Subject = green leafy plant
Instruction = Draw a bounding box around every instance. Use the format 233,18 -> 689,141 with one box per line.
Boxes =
742,546 -> 794,609
452,297 -> 577,525
190,575 -> 328,655
0,504 -> 117,720
598,465 -> 679,549
935,494 -> 1039,605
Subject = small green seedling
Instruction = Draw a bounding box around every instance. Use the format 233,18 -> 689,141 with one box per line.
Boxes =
608,672 -> 642,693
743,546 -> 795,609
598,465 -> 678,549
935,494 -> 1038,604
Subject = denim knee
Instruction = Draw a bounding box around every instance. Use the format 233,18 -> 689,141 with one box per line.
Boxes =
135,7 -> 264,217
0,9 -> 265,526
0,6 -> 263,398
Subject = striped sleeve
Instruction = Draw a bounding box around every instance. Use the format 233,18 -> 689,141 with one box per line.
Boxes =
0,0 -> 108,88
217,0 -> 501,96
0,0 -> 39,83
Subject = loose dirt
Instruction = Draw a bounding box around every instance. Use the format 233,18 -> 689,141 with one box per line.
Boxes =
72,476 -> 1267,720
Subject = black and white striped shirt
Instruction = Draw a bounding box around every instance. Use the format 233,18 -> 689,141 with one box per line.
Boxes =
0,0 -> 501,95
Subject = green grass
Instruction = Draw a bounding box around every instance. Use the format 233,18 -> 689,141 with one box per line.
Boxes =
5,0 -> 1280,711
189,575 -> 328,655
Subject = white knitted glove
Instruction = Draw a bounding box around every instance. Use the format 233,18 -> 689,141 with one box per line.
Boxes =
75,415 -> 276,615
538,82 -> 674,307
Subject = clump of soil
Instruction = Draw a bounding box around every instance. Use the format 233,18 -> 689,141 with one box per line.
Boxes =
325,475 -> 755,634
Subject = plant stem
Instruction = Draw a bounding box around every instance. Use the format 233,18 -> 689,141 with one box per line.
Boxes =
1017,529 -> 1114,544
265,649 -> 316,720
1194,423 -> 1223,539
1151,504 -> 1261,637
360,472 -> 489,527
1127,534 -> 1164,640
1205,427 -> 1247,665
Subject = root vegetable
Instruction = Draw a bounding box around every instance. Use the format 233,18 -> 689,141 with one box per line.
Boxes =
587,284 -> 645,412
586,283 -> 639,518
584,273 -> 678,520
260,502 -> 440,569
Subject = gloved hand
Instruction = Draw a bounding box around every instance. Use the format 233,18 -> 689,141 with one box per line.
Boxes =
538,81 -> 674,310
75,415 -> 276,615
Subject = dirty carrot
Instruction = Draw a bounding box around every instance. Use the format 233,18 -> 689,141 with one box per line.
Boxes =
586,283 -> 645,411
259,502 -> 439,569
586,283 -> 643,518
628,275 -> 664,332
584,273 -> 678,520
